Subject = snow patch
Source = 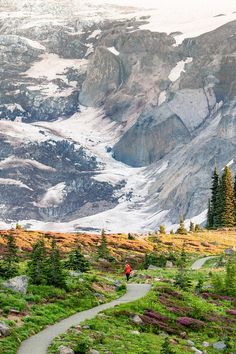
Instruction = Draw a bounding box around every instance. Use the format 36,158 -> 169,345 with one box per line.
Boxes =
158,91 -> 167,105
88,29 -> 101,39
0,178 -> 32,190
24,53 -> 87,81
168,58 -> 192,82
38,183 -> 66,207
0,156 -> 56,172
107,46 -> 120,56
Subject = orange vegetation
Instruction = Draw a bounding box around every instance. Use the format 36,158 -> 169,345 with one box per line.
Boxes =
0,229 -> 235,257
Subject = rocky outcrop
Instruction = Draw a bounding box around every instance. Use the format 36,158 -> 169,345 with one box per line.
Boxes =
0,322 -> 10,337
113,108 -> 191,167
3,275 -> 29,294
80,47 -> 125,107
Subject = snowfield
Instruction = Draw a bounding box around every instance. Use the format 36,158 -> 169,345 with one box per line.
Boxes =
80,0 -> 236,44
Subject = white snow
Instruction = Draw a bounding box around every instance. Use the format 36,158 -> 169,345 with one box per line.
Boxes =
23,37 -> 46,50
28,82 -> 74,98
0,156 -> 55,172
168,58 -> 192,82
158,91 -> 167,106
0,120 -> 60,144
107,47 -> 120,56
80,0 -> 236,45
37,182 -> 66,207
24,53 -> 87,81
227,159 -> 234,167
0,178 -> 32,190
1,104 -> 25,113
88,29 -> 101,39
31,106 -> 166,232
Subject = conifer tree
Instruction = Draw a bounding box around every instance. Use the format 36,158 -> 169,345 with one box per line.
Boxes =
28,239 -> 48,285
214,175 -> 224,228
210,167 -> 219,228
207,198 -> 213,229
47,239 -> 66,288
2,233 -> 19,278
66,245 -> 90,273
98,229 -> 110,259
176,216 -> 188,235
189,221 -> 195,232
159,225 -> 166,234
221,166 -> 235,227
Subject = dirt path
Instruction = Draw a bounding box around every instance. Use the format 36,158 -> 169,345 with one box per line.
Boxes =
17,283 -> 151,354
190,256 -> 216,270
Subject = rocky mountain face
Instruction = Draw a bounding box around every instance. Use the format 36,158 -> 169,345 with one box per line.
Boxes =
0,0 -> 236,231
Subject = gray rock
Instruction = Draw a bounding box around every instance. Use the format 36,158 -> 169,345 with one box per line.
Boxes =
191,347 -> 202,354
202,342 -> 209,348
88,350 -> 100,354
213,342 -> 226,350
80,47 -> 124,107
3,275 -> 29,295
187,340 -> 195,346
0,322 -> 10,337
148,265 -> 159,270
166,261 -> 174,268
131,315 -> 143,325
57,346 -> 74,354
69,271 -> 82,277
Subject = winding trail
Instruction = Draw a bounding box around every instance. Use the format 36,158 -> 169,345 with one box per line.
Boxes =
190,256 -> 216,270
17,283 -> 151,354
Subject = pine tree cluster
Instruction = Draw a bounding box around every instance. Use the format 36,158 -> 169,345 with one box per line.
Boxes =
207,166 -> 236,229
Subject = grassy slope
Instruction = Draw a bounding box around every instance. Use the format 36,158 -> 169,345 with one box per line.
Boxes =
0,273 -> 125,354
49,270 -> 236,354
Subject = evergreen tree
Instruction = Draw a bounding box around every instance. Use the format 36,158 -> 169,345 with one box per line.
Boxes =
66,245 -> 90,273
206,198 -> 213,229
195,224 -> 203,232
189,221 -> 195,232
210,167 -> 219,228
159,225 -> 166,234
47,239 -> 66,288
160,337 -> 176,354
214,175 -> 224,228
1,233 -> 19,278
28,239 -> 48,285
98,229 -> 110,259
176,216 -> 188,235
221,166 -> 235,227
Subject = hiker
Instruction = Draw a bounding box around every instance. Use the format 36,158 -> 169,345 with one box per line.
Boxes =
125,262 -> 131,281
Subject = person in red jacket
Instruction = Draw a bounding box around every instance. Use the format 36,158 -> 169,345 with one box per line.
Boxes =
125,262 -> 131,281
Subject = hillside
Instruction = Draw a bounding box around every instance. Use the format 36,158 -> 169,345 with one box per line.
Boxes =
0,229 -> 235,257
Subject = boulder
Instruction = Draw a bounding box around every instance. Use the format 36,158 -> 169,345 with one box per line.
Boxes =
69,271 -> 82,277
3,275 -> 29,295
213,342 -> 226,350
57,346 -> 74,354
187,340 -> 195,346
131,315 -> 143,325
0,322 -> 10,337
148,265 -> 159,270
202,342 -> 209,348
88,350 -> 100,354
166,261 -> 174,268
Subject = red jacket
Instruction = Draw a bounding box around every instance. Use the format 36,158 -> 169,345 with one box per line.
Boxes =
125,264 -> 131,274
